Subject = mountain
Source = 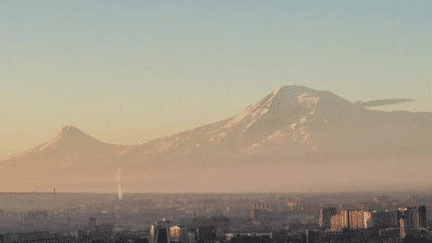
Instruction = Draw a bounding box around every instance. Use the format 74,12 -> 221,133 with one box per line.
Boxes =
3,126 -> 128,175
120,85 -> 432,170
3,85 -> 432,193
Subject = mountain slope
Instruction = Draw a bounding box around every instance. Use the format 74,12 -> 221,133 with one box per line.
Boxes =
120,85 -> 432,170
3,85 -> 432,192
3,126 -> 128,176
7,85 -> 432,171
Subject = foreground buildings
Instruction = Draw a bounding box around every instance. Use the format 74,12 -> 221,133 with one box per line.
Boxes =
0,202 -> 430,243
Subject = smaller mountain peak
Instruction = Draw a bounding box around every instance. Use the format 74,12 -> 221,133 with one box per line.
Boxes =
61,125 -> 82,133
272,85 -> 314,95
270,85 -> 316,99
273,85 -> 284,95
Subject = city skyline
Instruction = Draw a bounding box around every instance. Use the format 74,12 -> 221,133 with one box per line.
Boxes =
3,2 -> 432,242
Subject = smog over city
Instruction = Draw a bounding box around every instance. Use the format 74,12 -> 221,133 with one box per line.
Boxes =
1,1 -> 432,243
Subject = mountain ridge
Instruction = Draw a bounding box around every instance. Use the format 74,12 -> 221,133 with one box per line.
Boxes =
2,85 -> 432,192
7,85 -> 432,167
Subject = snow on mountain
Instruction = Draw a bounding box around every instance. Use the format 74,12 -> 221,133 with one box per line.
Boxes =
3,85 -> 432,192
122,85 -> 432,169
5,85 -> 432,174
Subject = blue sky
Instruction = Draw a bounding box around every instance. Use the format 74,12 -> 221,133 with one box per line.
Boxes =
0,0 -> 431,152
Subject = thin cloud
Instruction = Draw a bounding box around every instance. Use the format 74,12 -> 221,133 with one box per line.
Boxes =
355,98 -> 416,107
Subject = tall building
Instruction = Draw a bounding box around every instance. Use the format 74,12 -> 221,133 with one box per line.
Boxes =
349,210 -> 371,230
169,225 -> 181,241
246,209 -> 255,220
400,218 -> 406,239
152,220 -> 171,243
398,206 -> 424,231
249,202 -> 282,222
301,229 -> 321,243
169,225 -> 189,243
150,224 -> 155,241
371,210 -> 398,228
253,203 -> 275,211
418,206 -> 426,228
89,217 -> 97,234
330,210 -> 371,231
331,210 -> 349,231
25,210 -> 48,222
319,207 -> 337,229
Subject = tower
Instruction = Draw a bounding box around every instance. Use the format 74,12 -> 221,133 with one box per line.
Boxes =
53,188 -> 57,208
154,220 -> 170,243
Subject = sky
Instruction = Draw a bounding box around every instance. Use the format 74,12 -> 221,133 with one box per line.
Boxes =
1,0 -> 431,154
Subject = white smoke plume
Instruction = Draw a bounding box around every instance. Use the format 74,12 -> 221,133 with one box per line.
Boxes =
115,168 -> 123,202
